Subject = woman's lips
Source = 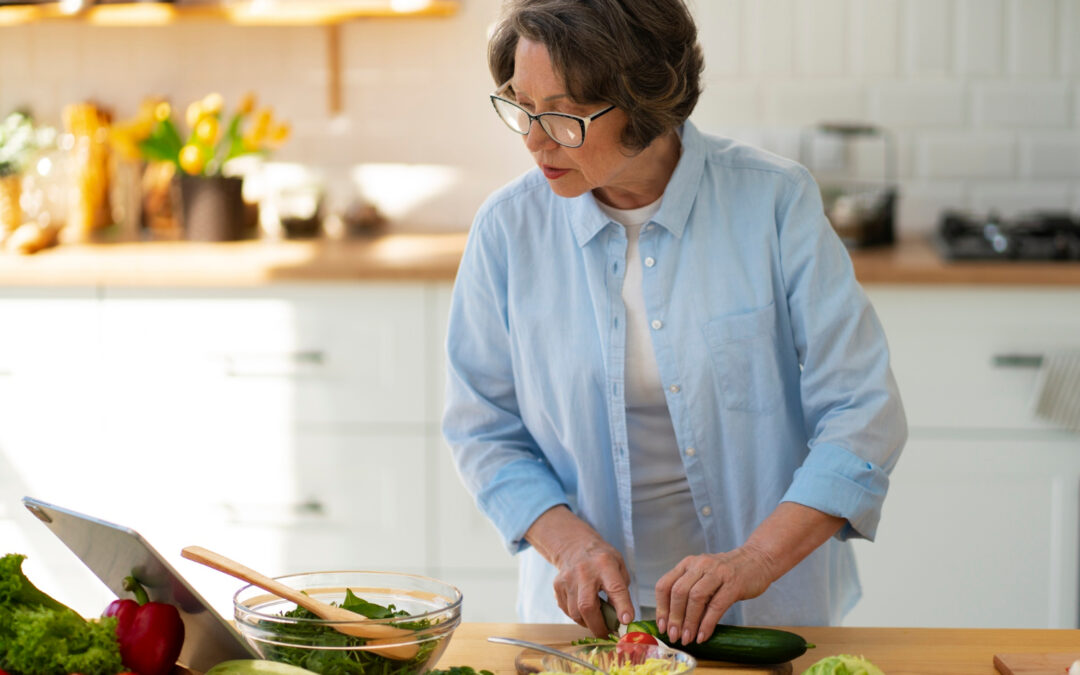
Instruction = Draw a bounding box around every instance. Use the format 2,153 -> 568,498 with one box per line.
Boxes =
541,165 -> 570,180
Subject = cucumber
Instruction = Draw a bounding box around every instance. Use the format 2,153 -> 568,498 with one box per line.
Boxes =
625,619 -> 812,666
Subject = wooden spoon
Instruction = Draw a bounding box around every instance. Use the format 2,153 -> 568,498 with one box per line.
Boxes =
181,546 -> 419,660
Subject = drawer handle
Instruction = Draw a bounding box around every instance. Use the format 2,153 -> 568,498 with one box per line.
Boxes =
219,350 -> 326,377
992,353 -> 1044,368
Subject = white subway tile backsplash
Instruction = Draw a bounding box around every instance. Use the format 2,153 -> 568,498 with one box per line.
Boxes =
765,82 -> 865,126
0,0 -> 1078,238
896,180 -> 968,234
956,0 -> 1004,75
744,0 -> 795,76
1020,133 -> 1080,177
692,0 -> 741,77
970,181 -> 1073,216
693,81 -> 762,127
973,84 -> 1070,128
918,134 -> 1016,178
849,0 -> 900,76
868,82 -> 967,128
1007,0 -> 1058,76
905,0 -> 954,76
794,0 -> 847,76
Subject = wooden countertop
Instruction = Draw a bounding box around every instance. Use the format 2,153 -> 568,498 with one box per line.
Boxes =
2,233 -> 1079,287
440,623 -> 1080,675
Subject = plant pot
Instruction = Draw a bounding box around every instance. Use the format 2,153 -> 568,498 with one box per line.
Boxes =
0,174 -> 22,234
173,174 -> 246,242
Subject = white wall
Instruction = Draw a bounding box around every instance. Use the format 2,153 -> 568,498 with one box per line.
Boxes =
0,0 -> 1077,233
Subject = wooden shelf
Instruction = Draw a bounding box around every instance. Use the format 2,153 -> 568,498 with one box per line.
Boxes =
0,1 -> 459,27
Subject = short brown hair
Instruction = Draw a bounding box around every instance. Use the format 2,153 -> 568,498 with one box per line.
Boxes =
489,0 -> 704,153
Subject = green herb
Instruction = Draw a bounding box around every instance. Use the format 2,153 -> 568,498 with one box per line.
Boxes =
256,593 -> 439,675
0,553 -> 124,675
0,112 -> 54,178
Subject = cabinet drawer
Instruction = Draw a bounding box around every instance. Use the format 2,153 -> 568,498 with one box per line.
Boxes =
100,284 -> 430,425
844,436 -> 1080,629
867,287 -> 1080,431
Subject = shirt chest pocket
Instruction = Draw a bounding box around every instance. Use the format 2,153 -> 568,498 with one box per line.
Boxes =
703,303 -> 783,413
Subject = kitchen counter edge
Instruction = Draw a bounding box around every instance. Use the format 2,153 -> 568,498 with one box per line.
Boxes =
2,234 -> 1079,287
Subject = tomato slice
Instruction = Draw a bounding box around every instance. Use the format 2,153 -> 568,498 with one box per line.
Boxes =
616,631 -> 658,664
618,632 -> 658,646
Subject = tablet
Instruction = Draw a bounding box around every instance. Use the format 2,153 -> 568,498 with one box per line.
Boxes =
21,497 -> 258,673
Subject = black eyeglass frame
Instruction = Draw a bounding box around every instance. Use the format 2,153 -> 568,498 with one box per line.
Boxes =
489,80 -> 615,149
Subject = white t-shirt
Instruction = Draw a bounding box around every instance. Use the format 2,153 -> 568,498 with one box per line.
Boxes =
596,196 -> 708,608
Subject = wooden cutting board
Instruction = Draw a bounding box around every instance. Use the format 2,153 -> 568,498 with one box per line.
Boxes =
993,652 -> 1080,675
695,659 -> 793,674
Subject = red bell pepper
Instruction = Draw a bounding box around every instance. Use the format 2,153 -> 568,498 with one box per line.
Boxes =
102,575 -> 185,675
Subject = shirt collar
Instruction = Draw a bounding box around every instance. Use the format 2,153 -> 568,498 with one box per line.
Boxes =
566,120 -> 707,248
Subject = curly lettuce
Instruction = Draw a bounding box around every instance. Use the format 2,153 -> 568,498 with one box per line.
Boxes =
0,553 -> 124,675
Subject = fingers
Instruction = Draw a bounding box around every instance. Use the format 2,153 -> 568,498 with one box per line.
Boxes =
600,565 -> 634,630
654,565 -> 678,635
552,547 -> 632,637
664,563 -> 705,644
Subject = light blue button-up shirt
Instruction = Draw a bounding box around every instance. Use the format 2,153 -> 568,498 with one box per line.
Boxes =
442,120 -> 907,626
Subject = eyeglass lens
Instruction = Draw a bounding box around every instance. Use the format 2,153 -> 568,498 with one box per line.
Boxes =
493,98 -> 584,147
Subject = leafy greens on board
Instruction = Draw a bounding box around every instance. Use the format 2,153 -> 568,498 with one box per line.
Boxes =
0,553 -> 124,675
257,589 -> 438,675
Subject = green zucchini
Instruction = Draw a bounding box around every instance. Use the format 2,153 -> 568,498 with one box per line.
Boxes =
625,618 -> 812,665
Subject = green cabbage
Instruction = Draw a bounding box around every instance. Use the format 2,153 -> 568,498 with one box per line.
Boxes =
800,654 -> 885,675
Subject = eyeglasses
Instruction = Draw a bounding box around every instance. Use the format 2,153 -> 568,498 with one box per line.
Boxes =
489,80 -> 615,148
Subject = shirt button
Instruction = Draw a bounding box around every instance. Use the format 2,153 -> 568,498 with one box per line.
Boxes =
644,257 -> 656,268
669,384 -> 680,393
701,506 -> 712,516
651,319 -> 663,330
685,447 -> 696,457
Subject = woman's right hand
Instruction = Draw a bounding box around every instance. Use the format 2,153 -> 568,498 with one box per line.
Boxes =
525,505 -> 635,636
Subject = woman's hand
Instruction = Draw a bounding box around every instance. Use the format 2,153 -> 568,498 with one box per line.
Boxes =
653,546 -> 777,645
525,505 -> 634,637
655,502 -> 847,645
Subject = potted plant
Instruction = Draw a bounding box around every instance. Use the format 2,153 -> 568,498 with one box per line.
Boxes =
0,111 -> 54,236
123,93 -> 290,241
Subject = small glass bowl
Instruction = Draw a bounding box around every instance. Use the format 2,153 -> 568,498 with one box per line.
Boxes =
515,643 -> 696,675
233,570 -> 462,675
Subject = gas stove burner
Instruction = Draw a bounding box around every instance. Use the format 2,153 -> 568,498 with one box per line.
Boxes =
936,210 -> 1080,261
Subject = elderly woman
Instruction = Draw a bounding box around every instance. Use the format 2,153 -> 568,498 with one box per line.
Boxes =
443,0 -> 906,644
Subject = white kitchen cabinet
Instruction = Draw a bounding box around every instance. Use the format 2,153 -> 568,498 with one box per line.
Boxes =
843,287 -> 1080,629
428,283 -> 520,622
0,287 -> 113,616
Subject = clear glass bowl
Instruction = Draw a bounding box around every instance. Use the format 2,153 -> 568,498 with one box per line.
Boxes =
233,571 -> 462,675
516,643 -> 696,675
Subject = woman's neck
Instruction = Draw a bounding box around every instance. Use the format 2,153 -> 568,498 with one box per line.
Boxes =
592,130 -> 682,210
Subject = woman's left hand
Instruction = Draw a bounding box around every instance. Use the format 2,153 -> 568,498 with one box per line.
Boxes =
654,502 -> 847,645
653,546 -> 777,646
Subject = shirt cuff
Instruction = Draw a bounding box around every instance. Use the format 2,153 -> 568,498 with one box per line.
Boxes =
781,442 -> 890,541
478,459 -> 570,555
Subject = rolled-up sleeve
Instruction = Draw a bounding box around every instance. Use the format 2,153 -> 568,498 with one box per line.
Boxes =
442,209 -> 569,554
776,169 -> 907,541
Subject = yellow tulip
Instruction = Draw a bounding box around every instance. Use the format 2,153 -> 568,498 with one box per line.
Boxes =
186,101 -> 204,129
237,92 -> 256,116
252,108 -> 273,139
154,102 -> 172,122
178,144 -> 205,175
269,121 -> 291,146
195,116 -> 220,146
201,92 -> 224,116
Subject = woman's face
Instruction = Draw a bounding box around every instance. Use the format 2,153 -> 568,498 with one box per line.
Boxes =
510,38 -> 660,208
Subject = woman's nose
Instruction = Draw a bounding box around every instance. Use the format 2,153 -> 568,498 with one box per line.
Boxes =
524,120 -> 557,152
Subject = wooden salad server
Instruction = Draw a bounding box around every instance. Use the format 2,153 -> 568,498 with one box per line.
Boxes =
180,545 -> 419,660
